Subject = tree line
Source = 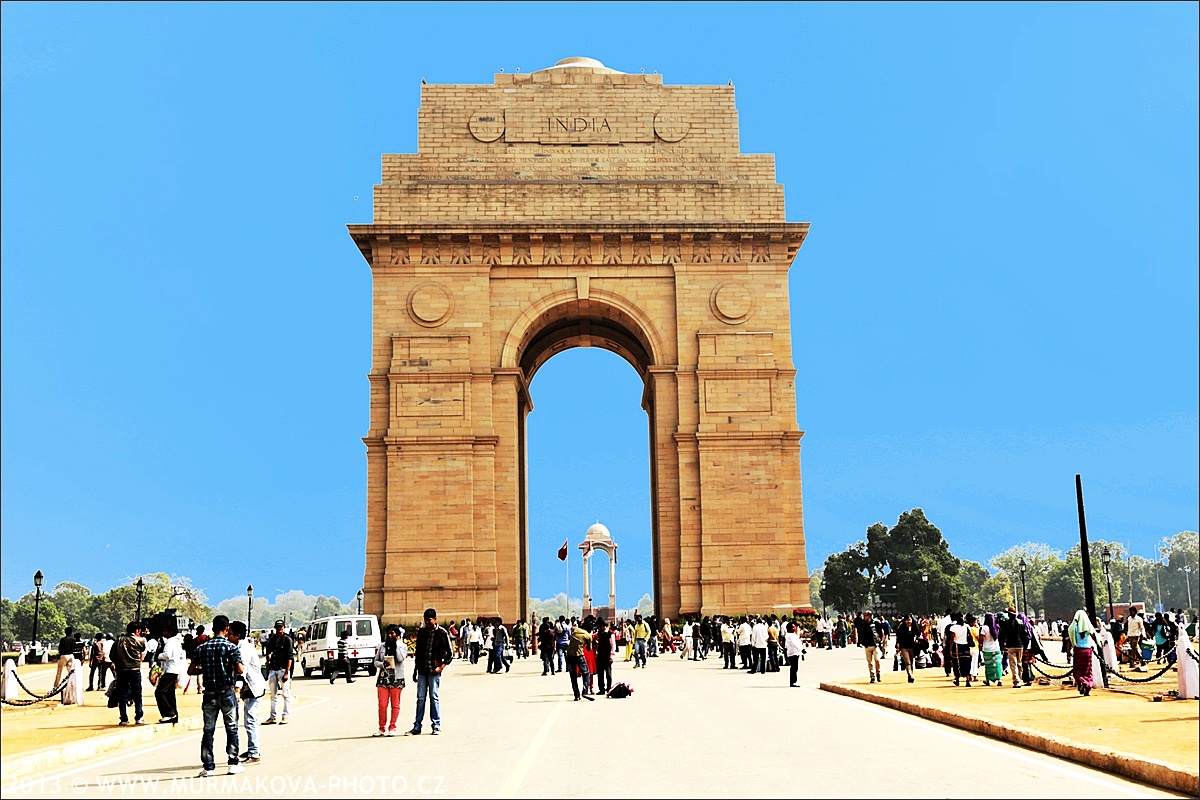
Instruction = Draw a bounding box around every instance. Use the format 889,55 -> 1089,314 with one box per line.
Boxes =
1,576 -> 361,646
0,573 -> 213,645
811,509 -> 1197,620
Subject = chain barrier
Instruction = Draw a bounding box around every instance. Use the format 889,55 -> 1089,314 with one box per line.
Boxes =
1186,645 -> 1199,664
2,667 -> 77,706
1031,655 -> 1073,680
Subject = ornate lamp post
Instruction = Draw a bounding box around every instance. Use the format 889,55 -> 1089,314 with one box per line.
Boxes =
356,589 -> 364,615
921,572 -> 929,616
312,603 -> 319,620
1018,558 -> 1028,619
246,585 -> 254,629
1101,547 -> 1114,622
135,577 -> 145,624
32,570 -> 45,649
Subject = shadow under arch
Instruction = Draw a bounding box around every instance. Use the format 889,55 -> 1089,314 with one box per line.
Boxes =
500,289 -> 667,386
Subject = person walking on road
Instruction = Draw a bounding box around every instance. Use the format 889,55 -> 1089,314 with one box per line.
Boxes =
784,622 -> 805,687
853,611 -> 884,684
154,620 -> 187,723
263,620 -> 293,724
108,622 -> 147,726
87,632 -> 108,692
538,618 -> 557,675
895,614 -> 920,684
998,607 -> 1029,688
228,621 -> 265,765
329,629 -> 355,684
373,624 -> 406,736
631,614 -> 650,668
407,608 -> 453,736
191,615 -> 245,777
566,618 -> 594,701
1067,609 -> 1098,696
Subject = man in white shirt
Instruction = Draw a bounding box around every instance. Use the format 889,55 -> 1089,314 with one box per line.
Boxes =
720,619 -> 735,669
749,617 -> 769,674
1125,608 -> 1147,671
737,618 -> 753,670
154,625 -> 188,723
228,622 -> 266,764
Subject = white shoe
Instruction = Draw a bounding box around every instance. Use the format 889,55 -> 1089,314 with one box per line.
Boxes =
227,764 -> 244,775
372,730 -> 385,737
385,729 -> 397,737
197,769 -> 215,778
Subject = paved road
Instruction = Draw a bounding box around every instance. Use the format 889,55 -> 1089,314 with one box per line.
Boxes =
4,645 -> 1184,798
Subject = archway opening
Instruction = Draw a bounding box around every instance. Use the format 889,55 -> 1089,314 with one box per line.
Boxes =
524,347 -> 654,623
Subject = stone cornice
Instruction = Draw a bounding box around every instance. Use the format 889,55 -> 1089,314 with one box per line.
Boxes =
347,222 -> 809,266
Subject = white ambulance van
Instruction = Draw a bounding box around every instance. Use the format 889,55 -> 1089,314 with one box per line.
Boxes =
300,614 -> 381,679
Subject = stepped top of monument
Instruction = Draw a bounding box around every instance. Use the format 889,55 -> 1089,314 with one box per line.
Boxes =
351,56 -> 810,228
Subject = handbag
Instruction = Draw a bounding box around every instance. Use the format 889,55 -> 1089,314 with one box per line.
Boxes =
148,665 -> 162,686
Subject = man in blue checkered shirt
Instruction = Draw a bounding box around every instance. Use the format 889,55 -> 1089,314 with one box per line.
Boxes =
190,615 -> 245,777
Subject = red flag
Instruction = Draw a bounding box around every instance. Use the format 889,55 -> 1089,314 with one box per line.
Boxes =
557,540 -> 569,561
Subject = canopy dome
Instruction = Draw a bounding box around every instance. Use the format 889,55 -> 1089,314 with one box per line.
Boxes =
534,56 -> 624,75
584,522 -> 612,541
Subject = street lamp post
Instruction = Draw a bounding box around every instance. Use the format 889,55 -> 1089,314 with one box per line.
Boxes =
246,585 -> 254,629
32,570 -> 45,650
1018,558 -> 1029,619
1101,547 -> 1114,622
312,603 -> 319,621
135,577 -> 145,624
356,589 -> 364,615
1155,546 -> 1165,611
921,572 -> 929,616
1180,566 -> 1194,610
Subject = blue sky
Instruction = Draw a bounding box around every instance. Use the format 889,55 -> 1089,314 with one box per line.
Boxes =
2,3 -> 1196,611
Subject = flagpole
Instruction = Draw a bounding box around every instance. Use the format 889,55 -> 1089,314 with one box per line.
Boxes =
565,553 -> 570,619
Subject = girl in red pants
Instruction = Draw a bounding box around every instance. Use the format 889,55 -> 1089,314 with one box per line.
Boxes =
373,625 -> 406,736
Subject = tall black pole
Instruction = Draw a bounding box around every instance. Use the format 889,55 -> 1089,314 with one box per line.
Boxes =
1075,475 -> 1098,626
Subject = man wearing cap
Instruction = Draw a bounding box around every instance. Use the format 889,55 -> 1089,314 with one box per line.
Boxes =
263,620 -> 293,724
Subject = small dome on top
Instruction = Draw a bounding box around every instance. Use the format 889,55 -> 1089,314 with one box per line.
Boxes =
535,56 -> 624,75
585,521 -> 612,540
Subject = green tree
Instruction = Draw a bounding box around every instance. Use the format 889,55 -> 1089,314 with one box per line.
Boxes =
959,561 -> 989,611
989,542 -> 1062,617
1042,560 -> 1085,621
849,509 -> 967,613
50,582 -> 94,630
9,595 -> 67,645
808,568 -> 824,612
821,545 -> 871,613
1126,555 -> 1160,608
1159,531 -> 1198,611
1,597 -> 16,646
976,575 -> 1015,614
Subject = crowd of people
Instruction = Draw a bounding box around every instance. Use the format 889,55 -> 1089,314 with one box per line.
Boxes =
8,600 -> 1196,778
821,605 -> 1199,697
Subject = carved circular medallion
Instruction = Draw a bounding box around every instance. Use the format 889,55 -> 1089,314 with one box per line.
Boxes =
468,110 -> 505,142
408,283 -> 453,327
710,282 -> 755,325
654,113 -> 690,142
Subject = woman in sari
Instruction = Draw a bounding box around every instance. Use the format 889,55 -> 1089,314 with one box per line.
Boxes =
1067,610 -> 1097,696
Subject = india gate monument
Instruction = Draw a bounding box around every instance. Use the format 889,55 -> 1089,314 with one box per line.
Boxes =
348,57 -> 813,622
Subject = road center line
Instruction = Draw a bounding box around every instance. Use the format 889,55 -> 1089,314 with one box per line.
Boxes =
495,700 -> 565,798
